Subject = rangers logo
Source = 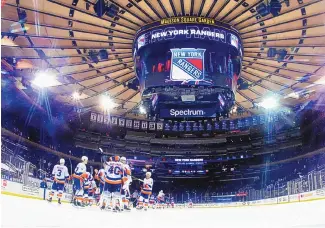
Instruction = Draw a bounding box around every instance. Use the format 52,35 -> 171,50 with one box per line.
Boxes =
230,34 -> 238,49
170,48 -> 206,84
137,34 -> 146,50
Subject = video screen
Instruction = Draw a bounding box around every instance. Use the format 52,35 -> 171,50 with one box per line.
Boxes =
134,40 -> 242,94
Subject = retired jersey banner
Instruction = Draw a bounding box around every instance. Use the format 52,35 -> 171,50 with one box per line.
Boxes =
141,121 -> 148,130
149,122 -> 155,130
119,118 -> 125,127
126,119 -> 133,128
111,117 -> 118,125
133,120 -> 140,129
170,48 -> 208,84
97,114 -> 104,123
157,122 -> 163,130
90,113 -> 97,122
103,115 -> 110,125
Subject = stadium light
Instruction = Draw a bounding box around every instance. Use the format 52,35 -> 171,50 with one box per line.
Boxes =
32,70 -> 59,88
139,105 -> 147,114
259,96 -> 279,109
100,94 -> 116,111
72,91 -> 81,100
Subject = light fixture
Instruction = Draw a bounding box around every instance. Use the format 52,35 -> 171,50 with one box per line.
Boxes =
139,105 -> 147,114
100,94 -> 116,111
258,96 -> 279,109
32,70 -> 60,88
72,91 -> 81,100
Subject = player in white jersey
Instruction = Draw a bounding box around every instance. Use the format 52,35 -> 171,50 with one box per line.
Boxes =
100,156 -> 125,212
120,157 -> 132,211
157,190 -> 165,209
137,172 -> 153,211
48,158 -> 69,204
72,156 -> 88,207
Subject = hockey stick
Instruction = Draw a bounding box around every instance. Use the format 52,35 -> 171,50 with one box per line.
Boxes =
131,175 -> 144,183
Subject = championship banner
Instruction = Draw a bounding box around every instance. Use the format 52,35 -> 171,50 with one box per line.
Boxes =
172,122 -> 178,131
179,122 -> 185,131
157,122 -> 163,131
103,115 -> 110,125
237,119 -> 242,128
222,121 -> 227,130
164,122 -> 171,131
111,117 -> 118,125
259,115 -> 265,124
245,118 -> 250,127
170,48 -> 208,85
97,114 -> 104,123
206,122 -> 212,131
141,121 -> 148,130
193,122 -> 198,131
214,121 -> 220,130
119,118 -> 125,127
186,122 -> 192,131
126,119 -> 133,128
149,122 -> 155,130
199,122 -> 204,131
90,113 -> 97,122
133,120 -> 140,129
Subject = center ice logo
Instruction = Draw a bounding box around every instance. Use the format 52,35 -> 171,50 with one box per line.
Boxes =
170,48 -> 205,82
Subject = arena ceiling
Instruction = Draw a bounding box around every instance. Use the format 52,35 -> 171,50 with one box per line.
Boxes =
1,0 -> 325,119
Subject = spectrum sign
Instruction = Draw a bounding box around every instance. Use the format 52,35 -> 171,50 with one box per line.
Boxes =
160,108 -> 216,118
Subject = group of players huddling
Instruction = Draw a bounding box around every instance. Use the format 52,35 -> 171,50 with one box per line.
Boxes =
47,155 -> 179,211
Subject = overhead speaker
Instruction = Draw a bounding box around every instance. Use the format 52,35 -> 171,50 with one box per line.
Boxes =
267,48 -> 277,57
106,3 -> 119,18
256,2 -> 270,17
99,50 -> 109,60
269,0 -> 282,16
94,0 -> 107,17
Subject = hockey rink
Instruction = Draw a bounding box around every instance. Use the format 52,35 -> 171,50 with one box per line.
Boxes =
1,195 -> 325,228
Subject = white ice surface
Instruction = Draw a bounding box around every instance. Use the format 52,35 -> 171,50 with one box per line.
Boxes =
1,195 -> 325,228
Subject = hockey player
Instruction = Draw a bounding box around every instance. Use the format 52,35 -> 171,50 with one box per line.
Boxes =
171,197 -> 175,208
88,178 -> 97,206
149,194 -> 156,209
95,163 -> 106,204
157,190 -> 165,209
166,196 -> 170,208
72,156 -> 88,207
120,157 -> 132,211
188,199 -> 193,208
100,156 -> 124,212
83,172 -> 93,206
137,172 -> 153,211
48,158 -> 69,204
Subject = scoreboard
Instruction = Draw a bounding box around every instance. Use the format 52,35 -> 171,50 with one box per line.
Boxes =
133,17 -> 243,119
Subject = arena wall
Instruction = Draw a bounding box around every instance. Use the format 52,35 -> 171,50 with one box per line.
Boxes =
1,179 -> 73,203
1,179 -> 324,207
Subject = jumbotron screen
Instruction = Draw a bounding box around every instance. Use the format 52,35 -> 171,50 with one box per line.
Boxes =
133,17 -> 243,95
